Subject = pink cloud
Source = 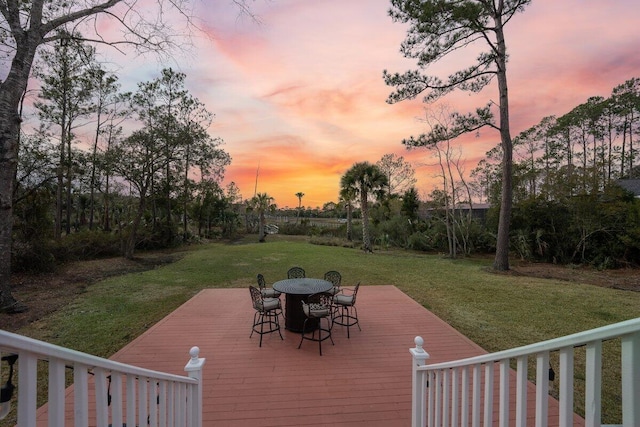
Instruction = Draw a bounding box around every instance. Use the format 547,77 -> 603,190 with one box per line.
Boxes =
88,0 -> 640,208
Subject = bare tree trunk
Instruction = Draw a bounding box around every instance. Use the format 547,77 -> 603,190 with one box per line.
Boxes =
258,211 -> 266,242
65,123 -> 73,234
492,18 -> 513,272
621,121 -> 628,177
89,107 -> 103,230
124,195 -> 146,259
0,31 -> 40,312
183,146 -> 190,241
55,144 -> 64,239
104,174 -> 111,231
630,111 -> 635,173
360,190 -> 372,252
346,203 -> 353,241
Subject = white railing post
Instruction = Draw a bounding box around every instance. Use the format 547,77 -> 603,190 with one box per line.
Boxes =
621,331 -> 640,427
184,346 -> 206,427
410,336 -> 430,427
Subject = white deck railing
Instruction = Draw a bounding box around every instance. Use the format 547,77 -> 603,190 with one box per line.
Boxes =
411,317 -> 640,427
0,329 -> 205,427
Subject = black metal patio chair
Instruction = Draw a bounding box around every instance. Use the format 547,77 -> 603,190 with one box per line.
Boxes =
249,285 -> 283,347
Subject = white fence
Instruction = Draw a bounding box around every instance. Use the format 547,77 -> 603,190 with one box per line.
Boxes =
0,329 -> 204,427
411,317 -> 640,427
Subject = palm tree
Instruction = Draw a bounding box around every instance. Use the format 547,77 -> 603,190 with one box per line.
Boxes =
339,186 -> 357,241
250,192 -> 275,242
295,192 -> 305,224
341,162 -> 388,252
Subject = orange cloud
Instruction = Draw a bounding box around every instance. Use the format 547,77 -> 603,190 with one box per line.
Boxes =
183,0 -> 640,208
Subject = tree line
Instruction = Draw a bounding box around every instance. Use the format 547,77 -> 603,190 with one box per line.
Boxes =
1,0 -> 258,313
475,77 -> 640,267
13,35 -> 236,272
323,78 -> 640,269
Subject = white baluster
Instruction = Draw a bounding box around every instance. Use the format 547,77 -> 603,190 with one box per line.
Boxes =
112,373 -> 123,427
559,347 -> 574,427
515,355 -> 528,427
17,352 -> 37,427
536,351 -> 549,427
74,363 -> 89,427
451,367 -> 460,427
94,368 -> 109,427
472,364 -> 481,427
48,357 -> 66,427
499,359 -> 509,427
126,374 -> 137,427
585,341 -> 602,427
484,362 -> 494,426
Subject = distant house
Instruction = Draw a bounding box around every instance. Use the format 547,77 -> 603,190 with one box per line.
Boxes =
421,202 -> 491,223
617,179 -> 640,198
456,202 -> 491,222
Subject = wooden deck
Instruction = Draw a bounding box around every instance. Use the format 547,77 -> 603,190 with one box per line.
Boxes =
105,285 -> 580,426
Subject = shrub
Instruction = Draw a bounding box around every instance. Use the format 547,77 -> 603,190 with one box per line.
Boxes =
406,232 -> 434,252
52,230 -> 122,262
11,240 -> 57,273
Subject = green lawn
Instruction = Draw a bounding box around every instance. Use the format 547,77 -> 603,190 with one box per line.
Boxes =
16,236 -> 640,422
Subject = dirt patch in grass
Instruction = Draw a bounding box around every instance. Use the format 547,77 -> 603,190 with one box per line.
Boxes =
2,249 -> 638,333
509,261 -> 640,292
2,251 -> 183,333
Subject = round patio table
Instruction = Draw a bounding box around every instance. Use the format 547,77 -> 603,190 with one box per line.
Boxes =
272,278 -> 333,332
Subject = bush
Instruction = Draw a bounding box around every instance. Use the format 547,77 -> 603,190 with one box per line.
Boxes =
375,216 -> 414,248
406,232 -> 434,252
11,240 -> 57,273
52,230 -> 122,262
309,236 -> 359,248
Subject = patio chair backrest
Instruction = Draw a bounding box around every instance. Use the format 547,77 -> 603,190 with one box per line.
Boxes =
287,266 -> 305,279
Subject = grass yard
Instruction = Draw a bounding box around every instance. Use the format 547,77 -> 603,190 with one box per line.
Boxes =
10,235 -> 640,423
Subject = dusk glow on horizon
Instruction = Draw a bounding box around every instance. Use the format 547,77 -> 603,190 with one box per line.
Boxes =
35,0 -> 640,209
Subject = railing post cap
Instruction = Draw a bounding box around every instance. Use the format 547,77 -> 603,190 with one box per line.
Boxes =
189,346 -> 200,361
185,346 -> 206,372
410,336 -> 429,361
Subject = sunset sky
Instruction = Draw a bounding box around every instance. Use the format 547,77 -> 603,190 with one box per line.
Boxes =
50,0 -> 640,208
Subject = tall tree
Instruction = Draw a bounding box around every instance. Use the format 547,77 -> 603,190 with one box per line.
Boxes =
250,193 -> 275,243
341,162 -> 388,252
384,0 -> 531,271
376,153 -> 416,197
423,106 -> 476,257
612,78 -> 640,177
110,129 -> 165,259
295,191 -> 305,224
339,186 -> 357,241
98,94 -> 129,232
401,187 -> 420,223
34,34 -> 95,238
86,67 -> 129,230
